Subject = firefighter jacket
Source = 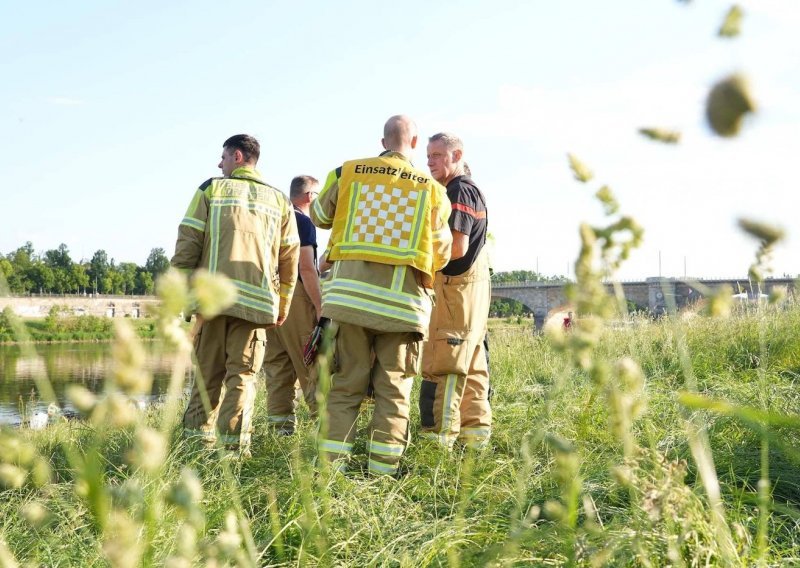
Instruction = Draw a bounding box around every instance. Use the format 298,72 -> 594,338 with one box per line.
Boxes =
171,166 -> 300,325
311,151 -> 452,335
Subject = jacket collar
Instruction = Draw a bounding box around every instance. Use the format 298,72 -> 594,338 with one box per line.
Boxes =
379,150 -> 413,165
229,166 -> 264,184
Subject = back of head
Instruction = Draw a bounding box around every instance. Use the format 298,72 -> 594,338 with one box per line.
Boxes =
290,175 -> 319,200
383,115 -> 418,153
223,134 -> 260,164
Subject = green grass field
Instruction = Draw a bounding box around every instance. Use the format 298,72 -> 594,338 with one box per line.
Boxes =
1,303 -> 799,566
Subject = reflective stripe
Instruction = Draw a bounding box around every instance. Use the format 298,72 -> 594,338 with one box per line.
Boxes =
319,439 -> 354,455
323,278 -> 424,306
209,203 -> 221,272
369,440 -> 405,457
408,190 -> 428,248
313,197 -> 332,225
391,266 -> 406,293
209,198 -> 283,219
440,374 -> 458,437
419,431 -> 456,447
343,181 -> 362,241
281,234 -> 300,246
336,243 -> 423,259
324,294 -> 425,326
237,296 -> 274,316
181,217 -> 206,231
368,458 -> 399,475
460,428 -> 491,438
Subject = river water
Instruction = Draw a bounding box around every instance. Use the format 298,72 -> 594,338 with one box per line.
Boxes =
0,342 -> 192,426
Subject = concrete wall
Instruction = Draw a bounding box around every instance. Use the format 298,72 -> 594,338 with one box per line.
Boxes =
0,296 -> 159,319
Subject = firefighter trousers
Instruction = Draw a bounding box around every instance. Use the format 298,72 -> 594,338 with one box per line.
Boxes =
419,250 -> 492,449
183,315 -> 266,450
319,322 -> 421,475
264,284 -> 318,433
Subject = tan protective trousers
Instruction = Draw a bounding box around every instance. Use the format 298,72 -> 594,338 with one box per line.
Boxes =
183,315 -> 266,449
319,322 -> 421,475
419,250 -> 492,449
264,284 -> 318,433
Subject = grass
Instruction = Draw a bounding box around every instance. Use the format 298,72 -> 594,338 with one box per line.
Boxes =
0,317 -> 158,343
1,303 -> 800,566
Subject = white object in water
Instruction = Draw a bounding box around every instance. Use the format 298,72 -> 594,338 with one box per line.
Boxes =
29,412 -> 49,430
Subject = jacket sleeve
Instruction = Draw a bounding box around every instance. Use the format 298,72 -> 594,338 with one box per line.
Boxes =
310,167 -> 340,231
430,183 -> 453,274
171,185 -> 209,274
277,201 -> 300,320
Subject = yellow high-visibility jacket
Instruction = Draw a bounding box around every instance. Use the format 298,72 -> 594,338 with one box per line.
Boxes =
312,152 -> 451,280
311,152 -> 451,334
171,166 -> 300,324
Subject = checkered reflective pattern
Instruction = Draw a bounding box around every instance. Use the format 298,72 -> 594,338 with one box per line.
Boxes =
352,184 -> 418,248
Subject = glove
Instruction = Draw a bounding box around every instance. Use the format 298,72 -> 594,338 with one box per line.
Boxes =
303,317 -> 331,366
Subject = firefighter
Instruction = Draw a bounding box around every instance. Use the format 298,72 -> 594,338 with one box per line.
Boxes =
172,134 -> 299,454
311,115 -> 452,475
264,175 -> 323,434
419,132 -> 492,450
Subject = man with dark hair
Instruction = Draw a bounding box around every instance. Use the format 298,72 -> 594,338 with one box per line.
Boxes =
311,115 -> 452,475
263,175 -> 323,434
171,134 -> 299,455
419,132 -> 492,450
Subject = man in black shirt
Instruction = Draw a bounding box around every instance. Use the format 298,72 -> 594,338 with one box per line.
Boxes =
419,133 -> 492,449
264,175 -> 323,434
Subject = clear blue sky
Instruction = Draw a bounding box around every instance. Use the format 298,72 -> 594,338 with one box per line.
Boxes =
1,0 -> 797,279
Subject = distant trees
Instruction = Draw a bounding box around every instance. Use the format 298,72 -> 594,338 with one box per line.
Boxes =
0,242 -> 170,296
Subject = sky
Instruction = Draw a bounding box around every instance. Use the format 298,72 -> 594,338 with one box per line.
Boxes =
1,0 -> 797,281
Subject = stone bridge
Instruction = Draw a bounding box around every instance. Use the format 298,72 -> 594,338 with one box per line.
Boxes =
492,277 -> 796,329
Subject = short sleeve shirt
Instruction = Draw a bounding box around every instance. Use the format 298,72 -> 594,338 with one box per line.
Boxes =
442,176 -> 487,276
295,208 -> 317,280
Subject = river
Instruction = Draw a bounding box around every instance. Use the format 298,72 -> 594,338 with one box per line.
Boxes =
0,342 -> 192,426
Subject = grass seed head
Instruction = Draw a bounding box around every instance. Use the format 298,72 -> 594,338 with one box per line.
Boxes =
20,502 -> 51,528
638,127 -> 681,144
126,427 -> 167,475
157,268 -> 190,317
768,286 -> 787,305
191,270 -> 238,319
706,74 -> 756,137
102,511 -> 142,568
111,320 -> 152,396
0,464 -> 26,489
718,5 -> 743,38
66,385 -> 97,414
568,153 -> 594,183
705,285 -> 733,318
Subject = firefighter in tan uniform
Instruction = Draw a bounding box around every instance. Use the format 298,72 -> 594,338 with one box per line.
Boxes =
419,133 -> 492,449
171,134 -> 299,453
264,175 -> 323,434
311,115 -> 452,475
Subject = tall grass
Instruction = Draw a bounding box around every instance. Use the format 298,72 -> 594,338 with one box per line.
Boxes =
1,296 -> 799,566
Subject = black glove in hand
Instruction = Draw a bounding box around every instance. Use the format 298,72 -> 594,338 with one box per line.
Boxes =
302,317 -> 331,366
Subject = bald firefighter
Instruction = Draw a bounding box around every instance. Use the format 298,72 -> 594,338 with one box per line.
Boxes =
419,132 -> 492,449
311,115 -> 452,475
172,134 -> 299,454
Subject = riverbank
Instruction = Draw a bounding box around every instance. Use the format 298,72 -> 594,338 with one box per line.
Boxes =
0,317 -> 158,344
2,306 -> 800,565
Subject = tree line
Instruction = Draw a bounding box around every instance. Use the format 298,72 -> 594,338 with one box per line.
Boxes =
0,242 -> 170,296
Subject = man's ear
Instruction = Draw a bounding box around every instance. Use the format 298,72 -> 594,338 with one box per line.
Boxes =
410,135 -> 418,149
453,148 -> 463,162
234,149 -> 245,164
381,138 -> 387,150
